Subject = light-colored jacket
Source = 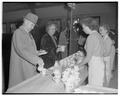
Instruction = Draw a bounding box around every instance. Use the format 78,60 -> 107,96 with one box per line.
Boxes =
8,26 -> 40,88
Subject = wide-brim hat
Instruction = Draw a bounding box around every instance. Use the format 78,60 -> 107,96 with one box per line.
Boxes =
24,12 -> 38,26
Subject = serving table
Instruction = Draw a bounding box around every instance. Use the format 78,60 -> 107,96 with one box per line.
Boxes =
6,51 -> 88,93
6,50 -> 118,93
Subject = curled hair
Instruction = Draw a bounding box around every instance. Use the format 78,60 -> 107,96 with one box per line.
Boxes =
80,17 -> 99,31
46,21 -> 57,32
100,24 -> 110,33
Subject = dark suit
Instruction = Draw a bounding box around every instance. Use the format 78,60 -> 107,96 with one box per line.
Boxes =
41,33 -> 59,69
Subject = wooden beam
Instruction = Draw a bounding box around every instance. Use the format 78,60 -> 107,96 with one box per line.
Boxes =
3,3 -> 65,13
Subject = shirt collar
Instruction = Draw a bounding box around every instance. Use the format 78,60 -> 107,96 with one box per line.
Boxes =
19,26 -> 33,39
19,25 -> 29,33
104,34 -> 108,40
91,30 -> 97,34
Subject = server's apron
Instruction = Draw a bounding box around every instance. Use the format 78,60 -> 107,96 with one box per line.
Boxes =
88,56 -> 105,87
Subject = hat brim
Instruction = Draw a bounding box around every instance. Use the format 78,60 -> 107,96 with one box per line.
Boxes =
23,16 -> 38,27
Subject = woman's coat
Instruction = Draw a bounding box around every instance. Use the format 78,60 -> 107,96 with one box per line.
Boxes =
41,33 -> 59,69
8,26 -> 40,88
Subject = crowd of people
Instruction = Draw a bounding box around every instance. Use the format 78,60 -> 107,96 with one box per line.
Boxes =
8,12 -> 116,89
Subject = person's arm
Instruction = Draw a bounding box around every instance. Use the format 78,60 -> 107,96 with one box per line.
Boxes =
78,35 -> 95,66
41,36 -> 57,59
59,28 -> 68,45
13,31 -> 44,66
105,38 -> 113,56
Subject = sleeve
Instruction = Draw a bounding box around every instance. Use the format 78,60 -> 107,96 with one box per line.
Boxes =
78,35 -> 86,45
78,35 -> 82,45
105,38 -> 113,54
59,32 -> 67,45
86,35 -> 97,57
110,45 -> 115,69
41,36 -> 57,59
13,31 -> 41,66
41,36 -> 53,52
78,35 -> 97,65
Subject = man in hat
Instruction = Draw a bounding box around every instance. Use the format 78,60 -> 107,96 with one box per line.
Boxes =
8,13 -> 44,88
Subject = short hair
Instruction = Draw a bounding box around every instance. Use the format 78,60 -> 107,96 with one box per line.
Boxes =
46,21 -> 57,32
80,17 -> 99,31
100,24 -> 110,33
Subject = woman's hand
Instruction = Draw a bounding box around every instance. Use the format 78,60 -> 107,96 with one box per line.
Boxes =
77,62 -> 85,68
56,47 -> 61,53
56,45 -> 66,53
76,59 -> 82,65
37,49 -> 47,56
37,58 -> 44,68
36,58 -> 45,73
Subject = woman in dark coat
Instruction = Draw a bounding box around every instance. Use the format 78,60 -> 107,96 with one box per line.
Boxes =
41,22 -> 61,69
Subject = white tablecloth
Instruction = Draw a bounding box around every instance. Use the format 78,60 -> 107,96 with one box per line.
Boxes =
74,85 -> 118,93
6,65 -> 88,93
6,51 -> 88,93
6,73 -> 65,93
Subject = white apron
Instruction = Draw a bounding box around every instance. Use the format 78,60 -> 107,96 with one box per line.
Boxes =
88,56 -> 105,87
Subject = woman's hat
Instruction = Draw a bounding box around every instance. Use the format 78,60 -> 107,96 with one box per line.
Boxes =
24,12 -> 38,25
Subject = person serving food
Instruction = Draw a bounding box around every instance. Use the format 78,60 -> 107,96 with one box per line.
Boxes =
77,17 -> 105,87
